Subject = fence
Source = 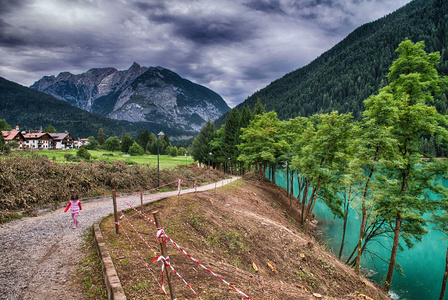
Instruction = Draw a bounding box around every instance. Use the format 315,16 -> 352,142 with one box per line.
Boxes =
109,178 -> 252,300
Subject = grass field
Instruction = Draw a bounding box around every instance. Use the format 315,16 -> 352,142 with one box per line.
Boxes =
35,149 -> 195,169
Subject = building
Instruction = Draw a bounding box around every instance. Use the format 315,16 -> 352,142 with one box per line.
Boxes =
1,130 -> 26,149
49,133 -> 75,150
23,132 -> 53,150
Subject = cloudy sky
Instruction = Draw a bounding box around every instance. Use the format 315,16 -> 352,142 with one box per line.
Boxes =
0,0 -> 412,107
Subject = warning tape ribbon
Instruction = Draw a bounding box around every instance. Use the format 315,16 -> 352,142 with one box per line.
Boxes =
123,202 -> 253,300
120,211 -> 202,299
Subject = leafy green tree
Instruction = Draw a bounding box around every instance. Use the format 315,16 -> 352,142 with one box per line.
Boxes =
292,111 -> 355,225
177,147 -> 187,156
191,120 -> 215,165
169,146 -> 178,157
128,142 -> 144,156
104,136 -> 120,152
370,39 -> 448,292
121,130 -> 135,153
238,111 -> 288,177
0,120 -> 12,131
352,89 -> 400,274
44,124 -> 57,133
147,133 -> 157,154
85,136 -> 98,150
98,128 -> 105,145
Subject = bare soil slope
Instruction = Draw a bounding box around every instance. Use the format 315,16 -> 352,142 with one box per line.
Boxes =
100,177 -> 389,300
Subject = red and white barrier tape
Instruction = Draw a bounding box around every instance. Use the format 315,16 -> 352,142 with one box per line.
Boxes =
123,201 -> 253,300
121,211 -> 202,299
117,218 -> 168,298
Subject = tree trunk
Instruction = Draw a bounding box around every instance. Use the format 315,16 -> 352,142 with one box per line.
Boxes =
383,214 -> 403,292
354,202 -> 367,274
338,202 -> 349,260
440,246 -> 448,300
286,165 -> 289,197
301,181 -> 310,224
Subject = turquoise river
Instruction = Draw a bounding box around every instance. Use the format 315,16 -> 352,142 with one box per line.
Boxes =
270,169 -> 448,300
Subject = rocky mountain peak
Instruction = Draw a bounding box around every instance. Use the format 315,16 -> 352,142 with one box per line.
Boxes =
30,63 -> 230,132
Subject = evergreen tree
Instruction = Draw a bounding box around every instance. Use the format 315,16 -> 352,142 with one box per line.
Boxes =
0,120 -> 12,131
98,128 -> 105,145
121,130 -> 135,153
191,120 -> 215,165
137,130 -> 150,151
253,98 -> 265,117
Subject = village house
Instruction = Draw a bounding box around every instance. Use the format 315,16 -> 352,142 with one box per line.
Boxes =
1,130 -> 26,149
74,138 -> 89,148
23,132 -> 53,150
49,132 -> 75,150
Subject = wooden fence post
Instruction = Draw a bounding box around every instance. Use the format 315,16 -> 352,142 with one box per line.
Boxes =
140,187 -> 144,218
153,211 -> 176,300
112,190 -> 119,234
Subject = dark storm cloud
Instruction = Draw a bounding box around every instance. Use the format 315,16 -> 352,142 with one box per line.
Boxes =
244,0 -> 286,15
0,0 -> 412,107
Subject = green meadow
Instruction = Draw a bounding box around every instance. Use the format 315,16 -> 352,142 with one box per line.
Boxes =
35,150 -> 194,169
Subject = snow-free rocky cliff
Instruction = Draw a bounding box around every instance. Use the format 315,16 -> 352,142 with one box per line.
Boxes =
30,63 -> 230,132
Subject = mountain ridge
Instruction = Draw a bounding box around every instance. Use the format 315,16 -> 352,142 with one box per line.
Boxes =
216,0 -> 448,127
31,63 -> 230,132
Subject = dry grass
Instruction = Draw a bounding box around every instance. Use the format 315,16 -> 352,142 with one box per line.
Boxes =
0,152 -> 226,222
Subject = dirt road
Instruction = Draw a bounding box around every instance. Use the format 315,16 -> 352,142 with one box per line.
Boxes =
0,177 -> 239,300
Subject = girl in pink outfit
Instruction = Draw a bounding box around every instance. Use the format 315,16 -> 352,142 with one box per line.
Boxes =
64,194 -> 82,229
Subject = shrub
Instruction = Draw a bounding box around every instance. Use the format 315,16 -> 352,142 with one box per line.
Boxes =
77,147 -> 91,160
128,142 -> 144,156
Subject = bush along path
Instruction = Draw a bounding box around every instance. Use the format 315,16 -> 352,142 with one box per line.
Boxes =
0,177 -> 240,300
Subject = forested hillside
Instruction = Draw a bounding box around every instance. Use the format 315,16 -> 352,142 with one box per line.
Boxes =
219,0 -> 448,125
0,77 -> 195,139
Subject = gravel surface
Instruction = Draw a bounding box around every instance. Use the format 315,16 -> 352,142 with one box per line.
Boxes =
0,178 -> 239,300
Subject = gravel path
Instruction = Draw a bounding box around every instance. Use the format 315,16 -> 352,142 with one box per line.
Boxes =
0,177 -> 239,300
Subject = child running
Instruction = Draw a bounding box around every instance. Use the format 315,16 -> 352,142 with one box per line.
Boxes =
64,194 -> 82,229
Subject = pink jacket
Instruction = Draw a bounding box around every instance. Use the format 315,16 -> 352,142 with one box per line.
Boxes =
65,200 -> 82,214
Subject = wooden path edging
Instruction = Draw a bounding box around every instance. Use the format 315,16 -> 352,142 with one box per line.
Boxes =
93,220 -> 126,300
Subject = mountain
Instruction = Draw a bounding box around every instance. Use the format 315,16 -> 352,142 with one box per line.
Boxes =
31,63 -> 230,132
0,76 -> 196,139
218,0 -> 448,126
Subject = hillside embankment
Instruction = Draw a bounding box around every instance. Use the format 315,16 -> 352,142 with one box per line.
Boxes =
100,174 -> 390,299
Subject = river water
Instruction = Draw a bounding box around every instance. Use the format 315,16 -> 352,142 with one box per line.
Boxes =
271,170 -> 447,300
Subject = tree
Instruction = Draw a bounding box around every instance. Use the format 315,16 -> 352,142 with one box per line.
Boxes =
85,136 -> 98,150
238,111 -> 289,177
128,142 -> 144,156
292,112 -> 355,225
104,136 -> 120,152
191,120 -> 215,165
169,146 -> 178,157
353,90 -> 399,274
137,130 -> 150,151
0,120 -> 12,131
44,124 -> 57,133
433,199 -> 448,300
253,98 -> 265,117
98,128 -> 105,145
370,39 -> 448,292
121,130 -> 135,153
